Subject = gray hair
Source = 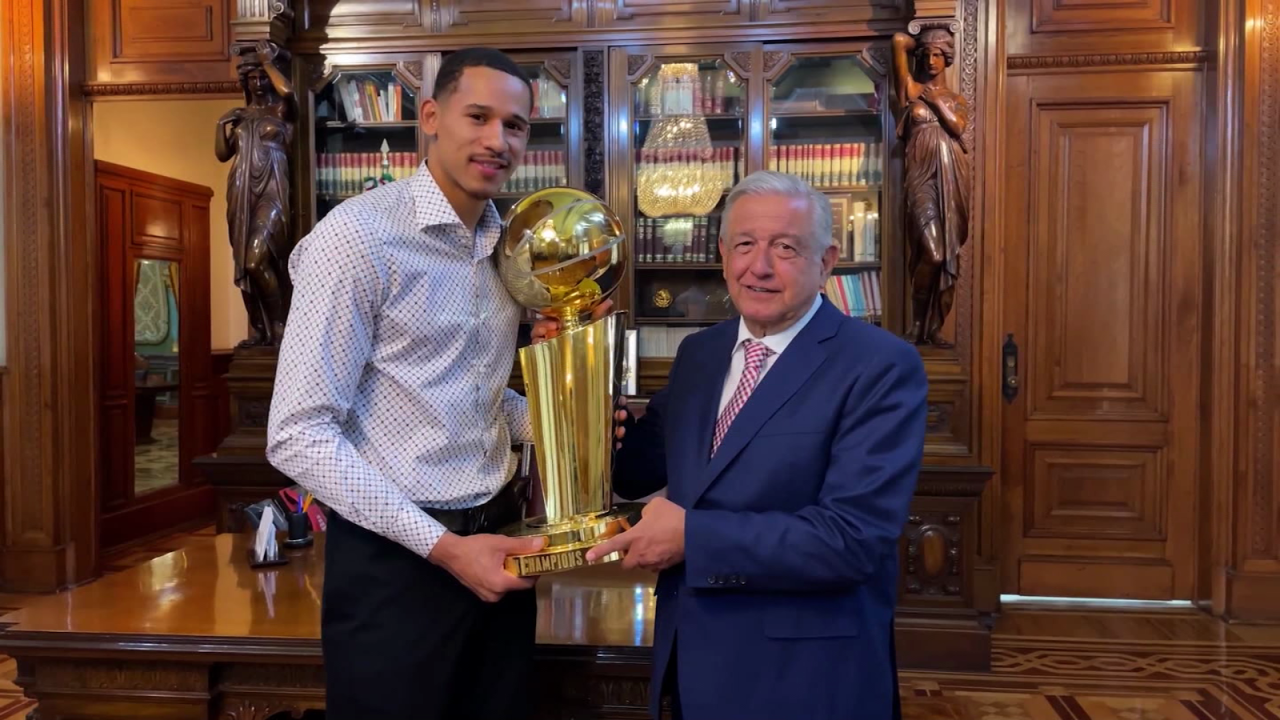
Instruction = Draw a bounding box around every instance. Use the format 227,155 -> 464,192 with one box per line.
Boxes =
721,170 -> 834,253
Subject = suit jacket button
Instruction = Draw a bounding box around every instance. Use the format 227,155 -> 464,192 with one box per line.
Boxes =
708,576 -> 717,584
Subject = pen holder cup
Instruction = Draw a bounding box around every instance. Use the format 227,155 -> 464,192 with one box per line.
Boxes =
284,511 -> 313,548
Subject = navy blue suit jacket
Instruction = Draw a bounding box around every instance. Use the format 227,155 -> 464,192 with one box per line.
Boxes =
613,298 -> 927,720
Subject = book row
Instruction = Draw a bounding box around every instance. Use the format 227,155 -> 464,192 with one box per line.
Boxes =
825,270 -> 882,321
315,152 -> 418,197
636,146 -> 743,194
635,216 -> 722,265
332,76 -> 406,124
841,200 -> 880,263
499,150 -> 568,193
768,142 -> 883,187
639,67 -> 740,117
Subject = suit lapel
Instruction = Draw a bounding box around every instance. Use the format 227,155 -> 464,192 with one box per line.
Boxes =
676,322 -> 737,507
690,301 -> 843,505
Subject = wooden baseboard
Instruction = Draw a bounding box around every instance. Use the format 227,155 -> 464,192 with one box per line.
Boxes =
895,614 -> 992,672
0,543 -> 72,593
1224,570 -> 1280,623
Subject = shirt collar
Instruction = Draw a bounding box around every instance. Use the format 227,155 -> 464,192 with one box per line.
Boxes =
733,294 -> 823,358
409,162 -> 504,261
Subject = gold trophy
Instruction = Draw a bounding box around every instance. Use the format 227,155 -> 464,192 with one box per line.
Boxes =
494,187 -> 643,577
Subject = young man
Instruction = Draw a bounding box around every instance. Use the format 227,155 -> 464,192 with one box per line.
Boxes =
267,48 -> 549,720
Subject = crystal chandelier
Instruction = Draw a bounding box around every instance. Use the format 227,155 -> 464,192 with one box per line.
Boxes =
636,63 -> 724,219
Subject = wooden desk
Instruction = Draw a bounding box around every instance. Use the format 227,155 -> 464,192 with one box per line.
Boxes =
0,532 -> 665,720
0,529 -> 984,719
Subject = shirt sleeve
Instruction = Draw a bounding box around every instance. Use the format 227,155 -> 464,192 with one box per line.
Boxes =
265,214 -> 447,559
502,387 -> 535,445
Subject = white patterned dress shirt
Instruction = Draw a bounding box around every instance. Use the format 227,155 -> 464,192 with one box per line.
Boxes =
266,163 -> 533,559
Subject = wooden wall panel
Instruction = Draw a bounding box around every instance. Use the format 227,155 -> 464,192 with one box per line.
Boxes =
1006,0 -> 1202,58
1206,0 -> 1280,622
97,179 -> 134,512
1028,104 -> 1166,421
438,0 -> 583,34
752,0 -> 909,24
114,0 -> 227,61
1001,69 -> 1203,601
1,0 -> 99,592
595,0 -> 751,29
300,0 -> 428,37
87,0 -> 237,89
1032,0 -> 1173,33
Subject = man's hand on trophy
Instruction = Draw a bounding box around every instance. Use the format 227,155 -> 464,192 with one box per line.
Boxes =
428,532 -> 546,602
613,396 -> 629,450
584,497 -> 685,572
529,299 -> 615,343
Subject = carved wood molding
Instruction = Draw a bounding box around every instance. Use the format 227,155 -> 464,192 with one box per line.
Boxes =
762,50 -> 788,79
218,699 -> 307,720
860,46 -> 891,82
398,60 -> 424,88
547,58 -> 572,84
1249,0 -> 1278,559
1007,50 -> 1210,70
904,512 -> 964,597
219,663 -> 324,689
5,0 -> 46,568
83,81 -> 241,97
36,660 -> 207,692
626,53 -> 650,80
957,0 -> 979,362
582,49 -> 605,198
2,0 -> 97,591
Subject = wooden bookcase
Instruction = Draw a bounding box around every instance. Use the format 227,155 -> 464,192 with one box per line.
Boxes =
202,0 -> 996,687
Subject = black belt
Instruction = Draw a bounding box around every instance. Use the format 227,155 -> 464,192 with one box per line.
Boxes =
419,476 -> 529,536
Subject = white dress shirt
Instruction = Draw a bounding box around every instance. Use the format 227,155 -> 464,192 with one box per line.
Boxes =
717,294 -> 824,415
266,164 -> 533,559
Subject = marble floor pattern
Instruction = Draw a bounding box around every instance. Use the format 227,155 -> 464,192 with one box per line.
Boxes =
134,418 -> 180,495
1,526 -> 1278,720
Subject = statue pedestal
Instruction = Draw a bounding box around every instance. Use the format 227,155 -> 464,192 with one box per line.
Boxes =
194,345 -> 292,532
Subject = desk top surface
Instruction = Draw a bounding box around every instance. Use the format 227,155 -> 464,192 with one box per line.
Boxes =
0,533 -> 657,649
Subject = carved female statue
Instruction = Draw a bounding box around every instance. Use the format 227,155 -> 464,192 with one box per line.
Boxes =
892,28 -> 971,347
215,40 -> 295,347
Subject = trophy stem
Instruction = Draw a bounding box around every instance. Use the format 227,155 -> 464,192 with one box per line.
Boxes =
519,312 -> 622,526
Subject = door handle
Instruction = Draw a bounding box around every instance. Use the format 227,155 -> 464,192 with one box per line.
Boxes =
1002,333 -> 1019,404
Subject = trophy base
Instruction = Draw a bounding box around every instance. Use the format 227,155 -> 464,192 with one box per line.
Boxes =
500,502 -> 645,577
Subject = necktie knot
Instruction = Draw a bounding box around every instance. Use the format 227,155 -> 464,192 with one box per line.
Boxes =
742,339 -> 773,368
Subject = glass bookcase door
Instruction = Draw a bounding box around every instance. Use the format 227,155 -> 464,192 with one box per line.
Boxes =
313,68 -> 420,223
631,56 -> 746,353
494,62 -> 569,212
768,52 -> 885,326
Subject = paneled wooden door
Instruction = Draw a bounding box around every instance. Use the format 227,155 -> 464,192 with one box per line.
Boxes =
97,160 -> 217,550
1000,69 -> 1203,600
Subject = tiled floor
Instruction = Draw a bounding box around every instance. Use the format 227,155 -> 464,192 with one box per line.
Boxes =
134,418 -> 180,495
2,528 -> 1278,720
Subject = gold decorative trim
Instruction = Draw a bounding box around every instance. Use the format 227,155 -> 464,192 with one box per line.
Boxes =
1007,50 -> 1209,69
83,81 -> 241,97
1251,0 -> 1278,558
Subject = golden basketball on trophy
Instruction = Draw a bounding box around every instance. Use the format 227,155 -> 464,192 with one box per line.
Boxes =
494,186 -> 643,577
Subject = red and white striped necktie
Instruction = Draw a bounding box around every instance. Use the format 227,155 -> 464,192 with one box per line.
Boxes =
712,339 -> 774,456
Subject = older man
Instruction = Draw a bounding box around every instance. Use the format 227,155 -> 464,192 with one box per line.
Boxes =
586,171 -> 927,720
